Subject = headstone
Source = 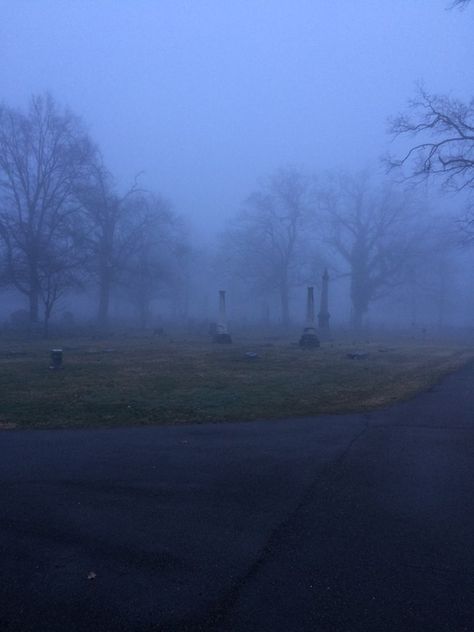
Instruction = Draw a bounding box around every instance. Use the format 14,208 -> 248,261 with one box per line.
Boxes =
347,351 -> 368,360
299,287 -> 320,348
213,290 -> 232,344
49,348 -> 63,370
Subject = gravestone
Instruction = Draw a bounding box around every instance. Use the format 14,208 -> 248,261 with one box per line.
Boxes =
213,290 -> 232,344
299,287 -> 320,348
49,348 -> 63,370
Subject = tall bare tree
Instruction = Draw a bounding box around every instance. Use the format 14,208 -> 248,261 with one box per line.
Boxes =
389,86 -> 474,191
219,168 -> 313,328
76,163 -> 146,327
389,86 -> 474,241
320,173 -> 425,329
39,236 -> 85,337
0,93 -> 94,324
121,194 -> 187,328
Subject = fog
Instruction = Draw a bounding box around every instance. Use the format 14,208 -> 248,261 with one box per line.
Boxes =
1,0 -> 474,335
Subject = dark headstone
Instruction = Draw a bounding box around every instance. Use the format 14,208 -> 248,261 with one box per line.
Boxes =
49,348 -> 63,370
299,328 -> 320,348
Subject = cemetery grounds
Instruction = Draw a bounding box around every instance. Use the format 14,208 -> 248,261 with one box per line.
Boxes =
0,332 -> 473,429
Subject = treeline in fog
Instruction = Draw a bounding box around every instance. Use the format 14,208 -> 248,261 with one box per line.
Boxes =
0,94 -> 192,336
0,92 -> 473,337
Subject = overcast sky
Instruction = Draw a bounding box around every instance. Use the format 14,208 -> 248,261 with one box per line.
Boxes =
1,1 -> 473,237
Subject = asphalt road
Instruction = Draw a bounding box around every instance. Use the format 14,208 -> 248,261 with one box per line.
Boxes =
1,364 -> 474,631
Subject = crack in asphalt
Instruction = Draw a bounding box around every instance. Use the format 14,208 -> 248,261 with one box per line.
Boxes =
181,422 -> 371,632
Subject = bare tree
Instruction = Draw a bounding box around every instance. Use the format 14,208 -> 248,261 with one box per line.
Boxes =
121,195 -> 187,328
389,86 -> 474,192
39,238 -> 84,337
219,168 -> 313,328
389,86 -> 474,242
0,93 -> 94,325
392,218 -> 459,328
320,173 -> 425,329
76,162 -> 145,327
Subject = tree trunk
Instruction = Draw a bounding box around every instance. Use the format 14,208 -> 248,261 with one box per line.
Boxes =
280,284 -> 290,329
98,280 -> 110,328
43,314 -> 50,339
351,306 -> 365,330
350,271 -> 369,330
29,262 -> 40,324
29,289 -> 40,324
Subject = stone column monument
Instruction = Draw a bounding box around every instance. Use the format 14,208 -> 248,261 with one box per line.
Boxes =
299,286 -> 320,348
318,268 -> 330,333
214,290 -> 232,344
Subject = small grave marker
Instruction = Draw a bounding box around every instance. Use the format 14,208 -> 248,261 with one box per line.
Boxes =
49,348 -> 63,370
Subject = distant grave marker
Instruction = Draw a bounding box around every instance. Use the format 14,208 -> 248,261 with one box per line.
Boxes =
213,290 -> 232,344
49,348 -> 63,370
299,287 -> 320,349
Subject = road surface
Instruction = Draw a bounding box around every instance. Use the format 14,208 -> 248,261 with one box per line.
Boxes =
1,363 -> 474,631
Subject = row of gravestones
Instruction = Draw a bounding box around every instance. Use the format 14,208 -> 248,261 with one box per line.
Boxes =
214,269 -> 331,349
45,271 -> 331,369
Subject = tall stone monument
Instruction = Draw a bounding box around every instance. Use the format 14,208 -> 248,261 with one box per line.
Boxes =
318,268 -> 330,333
214,290 -> 232,344
299,286 -> 320,348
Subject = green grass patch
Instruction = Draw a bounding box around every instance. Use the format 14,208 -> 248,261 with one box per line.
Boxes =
0,335 -> 472,429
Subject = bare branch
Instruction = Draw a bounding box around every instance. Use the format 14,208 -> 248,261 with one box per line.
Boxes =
388,87 -> 474,193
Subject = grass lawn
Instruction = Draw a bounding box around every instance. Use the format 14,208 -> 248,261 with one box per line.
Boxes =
0,334 -> 473,429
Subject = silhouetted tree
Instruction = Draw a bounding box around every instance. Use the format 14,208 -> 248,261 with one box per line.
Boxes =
39,239 -> 84,337
389,87 -> 474,191
391,218 -> 458,328
122,194 -> 187,327
76,162 -> 144,327
219,168 -> 313,328
320,173 -> 425,329
0,93 -> 94,325
389,87 -> 474,242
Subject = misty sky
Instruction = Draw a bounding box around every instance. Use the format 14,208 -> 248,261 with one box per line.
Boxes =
1,1 -> 473,238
